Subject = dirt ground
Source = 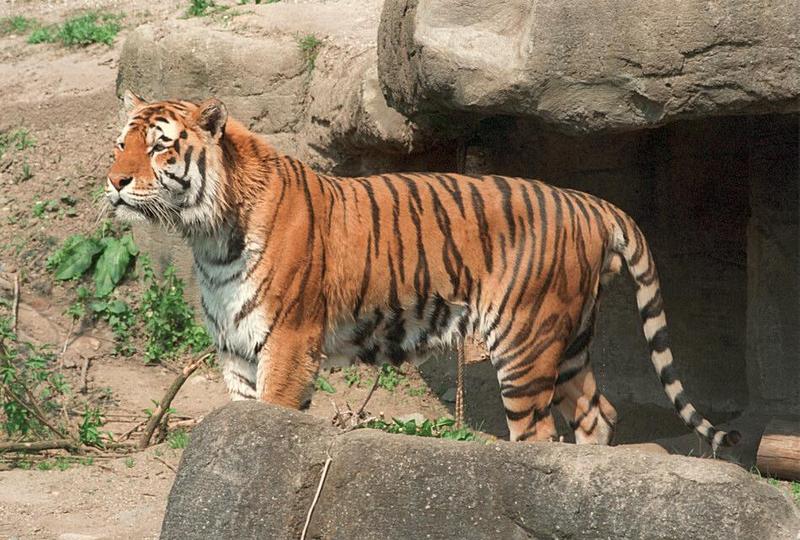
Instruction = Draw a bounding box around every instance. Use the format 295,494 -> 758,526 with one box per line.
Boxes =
0,2 -> 457,538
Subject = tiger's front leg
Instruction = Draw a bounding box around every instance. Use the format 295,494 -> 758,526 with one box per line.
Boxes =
255,323 -> 323,409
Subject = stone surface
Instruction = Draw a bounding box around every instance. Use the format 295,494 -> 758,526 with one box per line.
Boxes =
162,402 -> 800,539
117,1 -> 441,176
378,0 -> 800,134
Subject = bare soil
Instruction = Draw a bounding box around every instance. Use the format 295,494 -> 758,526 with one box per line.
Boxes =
0,2 -> 454,538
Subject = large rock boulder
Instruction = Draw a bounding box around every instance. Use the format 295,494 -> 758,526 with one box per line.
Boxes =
117,0 -> 429,175
162,402 -> 800,539
378,0 -> 800,134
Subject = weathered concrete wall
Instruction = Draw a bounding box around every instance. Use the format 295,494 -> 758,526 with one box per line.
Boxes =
162,402 -> 800,540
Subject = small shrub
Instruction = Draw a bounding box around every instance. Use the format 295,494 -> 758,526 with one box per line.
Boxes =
377,363 -> 404,392
187,0 -> 216,17
57,13 -> 121,46
315,375 -> 335,394
140,259 -> 212,363
19,162 -> 33,182
0,319 -> 70,439
167,429 -> 189,449
297,34 -> 322,72
125,457 -> 135,468
78,407 -> 109,447
27,26 -> 57,44
26,12 -> 121,47
366,417 -> 477,441
343,366 -> 360,387
0,128 -> 36,158
0,16 -> 36,35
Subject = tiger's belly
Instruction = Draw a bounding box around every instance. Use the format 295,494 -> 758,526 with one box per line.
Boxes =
323,296 -> 472,365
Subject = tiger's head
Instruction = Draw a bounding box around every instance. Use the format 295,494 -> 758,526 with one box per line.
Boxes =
107,91 -> 229,233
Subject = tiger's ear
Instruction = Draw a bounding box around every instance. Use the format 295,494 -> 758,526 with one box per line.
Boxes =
123,90 -> 146,113
195,98 -> 228,139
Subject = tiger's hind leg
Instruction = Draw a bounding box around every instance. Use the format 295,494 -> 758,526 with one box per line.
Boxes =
554,325 -> 617,445
493,336 -> 565,443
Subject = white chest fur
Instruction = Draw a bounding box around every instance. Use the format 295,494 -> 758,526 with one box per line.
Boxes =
191,236 -> 270,364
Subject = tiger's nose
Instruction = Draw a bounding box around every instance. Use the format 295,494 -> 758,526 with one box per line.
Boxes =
108,175 -> 133,192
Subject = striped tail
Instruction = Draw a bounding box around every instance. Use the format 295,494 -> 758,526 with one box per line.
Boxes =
613,214 -> 740,454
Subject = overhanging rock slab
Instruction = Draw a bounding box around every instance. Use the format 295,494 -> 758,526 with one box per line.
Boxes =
378,0 -> 800,134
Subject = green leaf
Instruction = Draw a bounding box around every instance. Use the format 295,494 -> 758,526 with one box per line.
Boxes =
93,238 -> 131,297
120,233 -> 139,256
54,238 -> 102,280
315,375 -> 336,394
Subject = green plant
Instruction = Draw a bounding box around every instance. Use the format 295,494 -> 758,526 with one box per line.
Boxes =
27,26 -> 57,44
167,429 -> 189,449
297,34 -> 322,73
19,162 -> 33,182
139,259 -> 212,363
187,0 -> 215,16
315,375 -> 336,394
366,416 -> 477,441
343,366 -> 360,387
0,319 -> 70,439
406,386 -> 426,397
37,460 -> 54,471
78,406 -> 109,447
0,128 -> 36,158
90,299 -> 136,356
377,363 -> 404,391
26,12 -> 121,46
791,481 -> 800,504
0,16 -> 36,35
125,457 -> 135,468
57,12 -> 122,46
32,199 -> 57,218
46,225 -> 138,297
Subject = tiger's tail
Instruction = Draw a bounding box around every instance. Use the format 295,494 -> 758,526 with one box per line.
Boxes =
611,211 -> 740,454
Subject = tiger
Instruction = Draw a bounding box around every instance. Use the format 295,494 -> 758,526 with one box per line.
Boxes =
107,91 -> 740,452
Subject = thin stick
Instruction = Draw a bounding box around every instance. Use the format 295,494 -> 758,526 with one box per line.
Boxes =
455,342 -> 465,429
60,318 -> 76,357
300,455 -> 332,540
153,455 -> 177,473
11,273 -> 20,334
355,373 -> 381,417
137,352 -> 210,450
0,438 -> 77,453
79,357 -> 90,394
118,418 -> 148,441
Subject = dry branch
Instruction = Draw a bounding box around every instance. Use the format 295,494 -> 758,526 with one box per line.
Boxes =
11,273 -> 20,334
137,352 -> 211,450
0,438 -> 77,453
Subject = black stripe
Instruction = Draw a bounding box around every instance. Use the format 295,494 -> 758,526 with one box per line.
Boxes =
469,183 -> 493,273
356,178 -> 381,257
648,327 -> 669,353
492,176 -> 516,246
658,363 -> 678,386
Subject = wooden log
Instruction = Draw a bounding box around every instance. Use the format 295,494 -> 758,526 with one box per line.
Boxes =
756,419 -> 800,481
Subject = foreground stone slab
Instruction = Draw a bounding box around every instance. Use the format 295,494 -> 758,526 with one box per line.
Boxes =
162,402 -> 800,539
378,0 -> 800,134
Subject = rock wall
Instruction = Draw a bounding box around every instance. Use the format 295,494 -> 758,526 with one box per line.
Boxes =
378,0 -> 800,134
162,402 -> 800,540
